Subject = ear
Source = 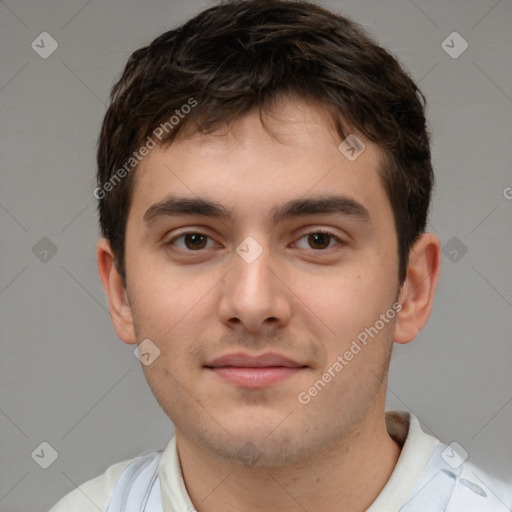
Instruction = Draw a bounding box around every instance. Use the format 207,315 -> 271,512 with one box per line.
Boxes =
393,233 -> 441,344
96,238 -> 137,344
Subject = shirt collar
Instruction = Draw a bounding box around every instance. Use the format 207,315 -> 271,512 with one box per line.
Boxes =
366,411 -> 439,511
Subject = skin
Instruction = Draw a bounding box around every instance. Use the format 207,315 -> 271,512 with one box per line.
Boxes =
97,98 -> 441,512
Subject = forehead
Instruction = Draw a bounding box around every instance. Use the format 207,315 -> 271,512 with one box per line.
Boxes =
129,100 -> 391,228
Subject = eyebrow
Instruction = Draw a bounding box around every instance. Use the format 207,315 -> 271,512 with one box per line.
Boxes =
143,195 -> 371,226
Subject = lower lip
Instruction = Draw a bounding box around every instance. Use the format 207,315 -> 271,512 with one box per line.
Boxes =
207,366 -> 303,388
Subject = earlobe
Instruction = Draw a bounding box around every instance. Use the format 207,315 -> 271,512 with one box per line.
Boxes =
393,233 -> 441,345
96,238 -> 137,344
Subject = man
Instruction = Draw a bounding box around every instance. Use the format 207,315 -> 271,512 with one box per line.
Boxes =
49,0 -> 512,510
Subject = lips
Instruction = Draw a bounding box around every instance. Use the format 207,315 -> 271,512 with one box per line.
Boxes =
204,352 -> 307,388
206,352 -> 303,368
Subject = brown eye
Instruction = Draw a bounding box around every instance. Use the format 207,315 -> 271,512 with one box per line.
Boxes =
183,233 -> 208,250
168,232 -> 214,251
307,233 -> 332,249
295,230 -> 342,250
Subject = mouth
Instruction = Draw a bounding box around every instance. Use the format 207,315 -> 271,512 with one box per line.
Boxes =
204,352 -> 308,388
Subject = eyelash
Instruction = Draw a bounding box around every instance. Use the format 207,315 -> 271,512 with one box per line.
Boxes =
166,229 -> 344,252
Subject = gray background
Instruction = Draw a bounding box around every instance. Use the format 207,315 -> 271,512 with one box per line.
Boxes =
1,0 -> 511,510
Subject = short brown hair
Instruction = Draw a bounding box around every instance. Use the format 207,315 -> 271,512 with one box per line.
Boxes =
96,0 -> 433,285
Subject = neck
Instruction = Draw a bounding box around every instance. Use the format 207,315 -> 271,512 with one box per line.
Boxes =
175,405 -> 402,512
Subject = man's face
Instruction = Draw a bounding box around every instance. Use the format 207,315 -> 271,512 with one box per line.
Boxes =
123,99 -> 401,466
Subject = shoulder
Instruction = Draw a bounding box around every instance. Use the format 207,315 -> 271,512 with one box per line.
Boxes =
445,459 -> 512,511
48,456 -> 136,512
399,434 -> 512,511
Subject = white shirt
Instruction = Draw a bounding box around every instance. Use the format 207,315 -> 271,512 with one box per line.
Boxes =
48,410 -> 512,511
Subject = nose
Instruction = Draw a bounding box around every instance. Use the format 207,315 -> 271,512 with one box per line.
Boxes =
217,241 -> 292,336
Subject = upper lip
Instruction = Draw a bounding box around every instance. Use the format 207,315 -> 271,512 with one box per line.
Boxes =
205,352 -> 305,368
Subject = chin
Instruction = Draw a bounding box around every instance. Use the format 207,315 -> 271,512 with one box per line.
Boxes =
185,412 -> 320,468
208,433 -> 307,469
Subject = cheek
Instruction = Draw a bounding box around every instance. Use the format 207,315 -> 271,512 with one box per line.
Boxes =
128,273 -> 218,380
128,259 -> 209,336
307,268 -> 397,352
315,269 -> 383,318
141,361 -> 203,433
